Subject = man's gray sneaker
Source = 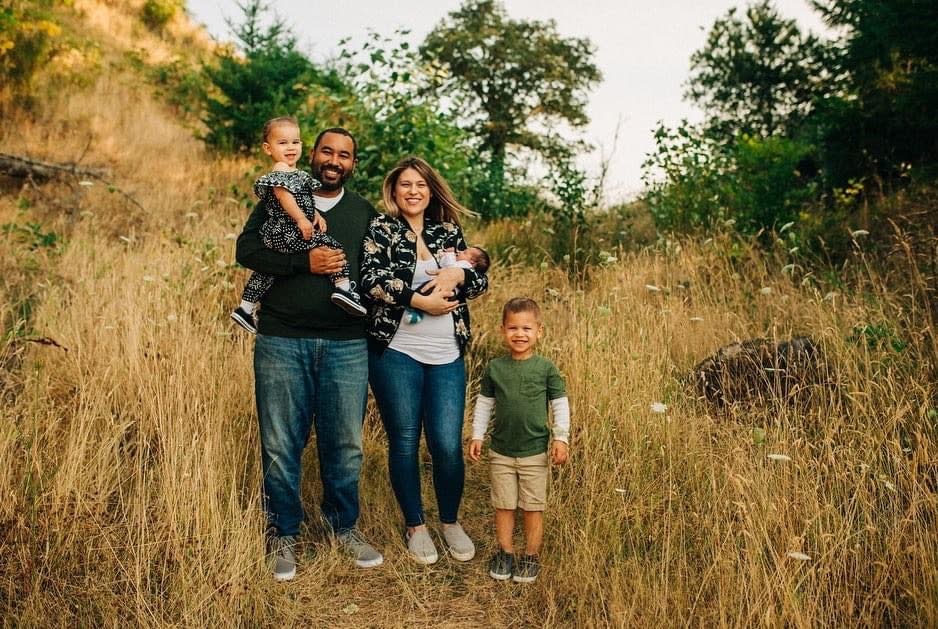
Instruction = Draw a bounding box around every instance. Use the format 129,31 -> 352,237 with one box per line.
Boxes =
337,529 -> 384,568
406,527 -> 439,565
488,549 -> 513,581
441,522 -> 475,561
512,554 -> 540,583
270,535 -> 297,582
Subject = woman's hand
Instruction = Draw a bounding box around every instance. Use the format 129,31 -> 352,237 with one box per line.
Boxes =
421,267 -> 465,298
468,439 -> 483,462
410,290 -> 459,316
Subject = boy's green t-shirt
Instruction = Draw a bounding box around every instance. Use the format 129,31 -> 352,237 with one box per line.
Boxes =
480,354 -> 567,458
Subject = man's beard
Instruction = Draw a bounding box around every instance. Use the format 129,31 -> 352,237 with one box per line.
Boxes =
311,162 -> 352,191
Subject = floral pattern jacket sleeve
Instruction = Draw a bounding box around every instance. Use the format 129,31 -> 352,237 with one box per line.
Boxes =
360,214 -> 488,352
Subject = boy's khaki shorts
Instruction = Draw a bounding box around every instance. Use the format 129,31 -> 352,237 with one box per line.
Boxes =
489,451 -> 549,511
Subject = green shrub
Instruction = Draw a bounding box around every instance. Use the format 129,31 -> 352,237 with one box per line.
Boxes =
0,1 -> 62,88
140,0 -> 181,32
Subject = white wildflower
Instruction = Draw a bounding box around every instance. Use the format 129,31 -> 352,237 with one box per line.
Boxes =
649,402 -> 667,414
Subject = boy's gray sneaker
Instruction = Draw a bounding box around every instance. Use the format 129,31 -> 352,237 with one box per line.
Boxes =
512,554 -> 540,583
406,527 -> 439,565
488,549 -> 513,581
441,522 -> 475,561
270,535 -> 297,582
337,529 -> 383,568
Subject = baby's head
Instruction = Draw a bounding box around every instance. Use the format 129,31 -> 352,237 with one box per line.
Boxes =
261,116 -> 302,168
456,246 -> 491,273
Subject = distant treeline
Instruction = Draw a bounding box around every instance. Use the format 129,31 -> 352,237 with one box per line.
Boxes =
643,0 -> 938,251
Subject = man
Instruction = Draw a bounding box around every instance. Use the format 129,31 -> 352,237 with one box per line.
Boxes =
235,127 -> 382,581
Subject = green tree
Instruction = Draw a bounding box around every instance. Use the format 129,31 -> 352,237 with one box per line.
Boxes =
810,0 -> 938,185
686,0 -> 835,139
301,31 -> 481,207
420,0 -> 601,215
200,0 -> 340,152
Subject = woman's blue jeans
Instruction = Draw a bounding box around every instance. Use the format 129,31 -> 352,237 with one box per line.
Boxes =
369,348 -> 466,527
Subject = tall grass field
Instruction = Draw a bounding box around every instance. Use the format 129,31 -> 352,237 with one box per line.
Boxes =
1,1 -> 936,626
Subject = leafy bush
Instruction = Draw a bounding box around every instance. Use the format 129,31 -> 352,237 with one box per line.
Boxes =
0,0 -> 62,89
643,121 -> 819,238
140,0 -> 181,32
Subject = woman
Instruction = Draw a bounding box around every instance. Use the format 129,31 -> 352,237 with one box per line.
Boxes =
361,156 -> 488,564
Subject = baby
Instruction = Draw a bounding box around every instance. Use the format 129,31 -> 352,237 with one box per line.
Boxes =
404,246 -> 490,324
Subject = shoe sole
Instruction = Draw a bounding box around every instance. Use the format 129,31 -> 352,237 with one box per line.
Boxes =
355,555 -> 384,569
409,551 -> 439,565
512,574 -> 537,583
447,546 -> 476,562
331,294 -> 367,317
230,311 -> 257,334
273,567 -> 296,582
489,570 -> 511,581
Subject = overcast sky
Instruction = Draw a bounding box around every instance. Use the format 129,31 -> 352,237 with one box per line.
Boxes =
186,0 -> 830,202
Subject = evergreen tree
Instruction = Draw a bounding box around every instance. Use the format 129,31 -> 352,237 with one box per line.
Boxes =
200,0 -> 337,152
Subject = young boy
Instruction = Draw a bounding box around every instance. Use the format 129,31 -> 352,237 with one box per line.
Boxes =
468,297 -> 570,583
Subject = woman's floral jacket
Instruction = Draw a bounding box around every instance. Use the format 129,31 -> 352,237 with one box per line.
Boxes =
360,214 -> 488,353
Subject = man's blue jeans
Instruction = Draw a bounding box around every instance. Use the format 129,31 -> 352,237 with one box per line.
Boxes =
368,348 -> 466,527
254,334 -> 368,536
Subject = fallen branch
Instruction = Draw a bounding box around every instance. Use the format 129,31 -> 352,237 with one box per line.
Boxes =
0,152 -> 109,181
0,151 -> 146,213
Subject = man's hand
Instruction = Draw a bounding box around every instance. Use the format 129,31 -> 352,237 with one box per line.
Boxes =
312,212 -> 327,233
551,440 -> 569,465
309,246 -> 346,275
468,439 -> 483,462
298,218 -> 315,240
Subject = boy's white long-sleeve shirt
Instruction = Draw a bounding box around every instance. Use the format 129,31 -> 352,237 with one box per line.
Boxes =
471,395 -> 570,444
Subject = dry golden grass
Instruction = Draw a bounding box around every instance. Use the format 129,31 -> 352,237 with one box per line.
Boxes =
1,4 -> 936,627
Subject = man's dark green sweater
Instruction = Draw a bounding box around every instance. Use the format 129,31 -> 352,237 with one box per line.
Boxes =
235,189 -> 378,339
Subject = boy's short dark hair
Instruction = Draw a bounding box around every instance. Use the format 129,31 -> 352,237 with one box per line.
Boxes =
502,297 -> 540,323
469,246 -> 491,274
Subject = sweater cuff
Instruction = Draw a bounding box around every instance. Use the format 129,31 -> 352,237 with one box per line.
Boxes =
399,285 -> 415,307
289,251 -> 311,274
